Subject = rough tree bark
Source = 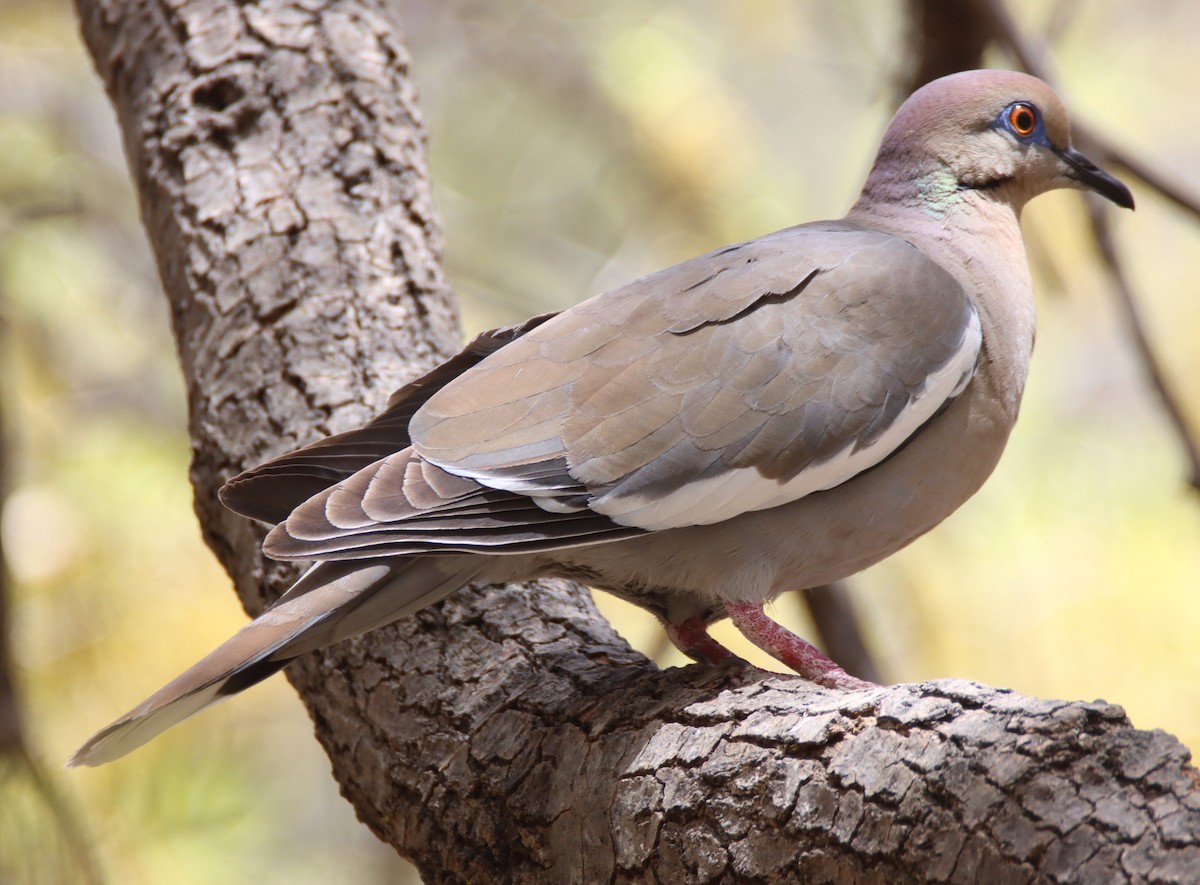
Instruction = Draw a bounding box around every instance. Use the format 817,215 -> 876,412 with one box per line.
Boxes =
73,1 -> 1200,882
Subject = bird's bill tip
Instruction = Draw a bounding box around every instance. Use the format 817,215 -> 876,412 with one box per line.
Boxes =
1057,146 -> 1135,209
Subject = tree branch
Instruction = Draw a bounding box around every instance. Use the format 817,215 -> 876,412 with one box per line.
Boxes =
1086,204 -> 1200,490
73,0 -> 1200,880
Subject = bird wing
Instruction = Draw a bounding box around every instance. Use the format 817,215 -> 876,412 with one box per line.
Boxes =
263,447 -> 643,559
218,311 -> 560,524
262,222 -> 980,559
411,222 -> 981,531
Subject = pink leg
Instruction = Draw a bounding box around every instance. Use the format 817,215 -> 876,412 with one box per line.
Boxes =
664,616 -> 738,666
725,601 -> 875,689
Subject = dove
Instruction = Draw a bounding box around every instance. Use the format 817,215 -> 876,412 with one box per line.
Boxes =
70,69 -> 1133,767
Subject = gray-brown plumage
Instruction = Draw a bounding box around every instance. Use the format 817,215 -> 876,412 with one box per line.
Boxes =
70,69 -> 1133,767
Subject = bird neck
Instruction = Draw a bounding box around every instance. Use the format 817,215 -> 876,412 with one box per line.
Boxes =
846,187 -> 1037,420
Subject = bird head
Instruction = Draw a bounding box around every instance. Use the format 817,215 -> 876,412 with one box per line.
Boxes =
864,69 -> 1134,214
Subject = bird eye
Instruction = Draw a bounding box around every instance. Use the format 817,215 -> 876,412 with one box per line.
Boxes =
1007,103 -> 1038,137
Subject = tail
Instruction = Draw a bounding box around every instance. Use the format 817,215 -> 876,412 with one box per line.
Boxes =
68,555 -> 486,767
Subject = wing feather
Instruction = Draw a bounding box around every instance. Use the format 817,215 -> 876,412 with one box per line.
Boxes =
248,222 -> 982,559
264,448 -> 640,560
411,222 -> 981,531
218,311 -> 559,523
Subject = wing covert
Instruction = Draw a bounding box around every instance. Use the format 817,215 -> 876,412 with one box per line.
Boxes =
412,223 -> 983,531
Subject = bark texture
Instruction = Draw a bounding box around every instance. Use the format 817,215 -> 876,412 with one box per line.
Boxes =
73,1 -> 1200,881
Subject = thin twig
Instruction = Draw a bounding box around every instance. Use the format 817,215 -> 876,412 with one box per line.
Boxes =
1087,204 -> 1200,491
972,0 -> 1200,494
971,0 -> 1051,77
801,583 -> 885,684
0,283 -> 106,885
974,0 -> 1200,222
1076,129 -> 1200,222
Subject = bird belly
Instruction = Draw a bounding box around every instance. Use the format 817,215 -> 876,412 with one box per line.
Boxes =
542,384 -> 1017,612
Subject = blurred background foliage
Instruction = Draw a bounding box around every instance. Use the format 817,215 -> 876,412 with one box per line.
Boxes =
0,0 -> 1197,881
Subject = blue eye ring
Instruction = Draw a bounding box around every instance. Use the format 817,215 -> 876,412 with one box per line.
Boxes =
1005,102 -> 1039,138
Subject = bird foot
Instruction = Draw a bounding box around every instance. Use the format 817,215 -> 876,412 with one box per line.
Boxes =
725,600 -> 876,690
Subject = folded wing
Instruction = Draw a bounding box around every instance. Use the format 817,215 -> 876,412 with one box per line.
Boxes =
263,222 -> 980,558
412,222 -> 982,532
219,312 -> 560,524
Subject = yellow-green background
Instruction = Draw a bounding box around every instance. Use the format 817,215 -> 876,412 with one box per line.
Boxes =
2,1 -> 1197,881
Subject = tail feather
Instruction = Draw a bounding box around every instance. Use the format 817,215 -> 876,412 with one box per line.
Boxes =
68,556 -> 485,767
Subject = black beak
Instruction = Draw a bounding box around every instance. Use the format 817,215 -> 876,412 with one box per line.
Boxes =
1056,146 -> 1135,209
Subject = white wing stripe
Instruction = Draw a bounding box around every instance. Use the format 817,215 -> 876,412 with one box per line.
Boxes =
591,308 -> 982,531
